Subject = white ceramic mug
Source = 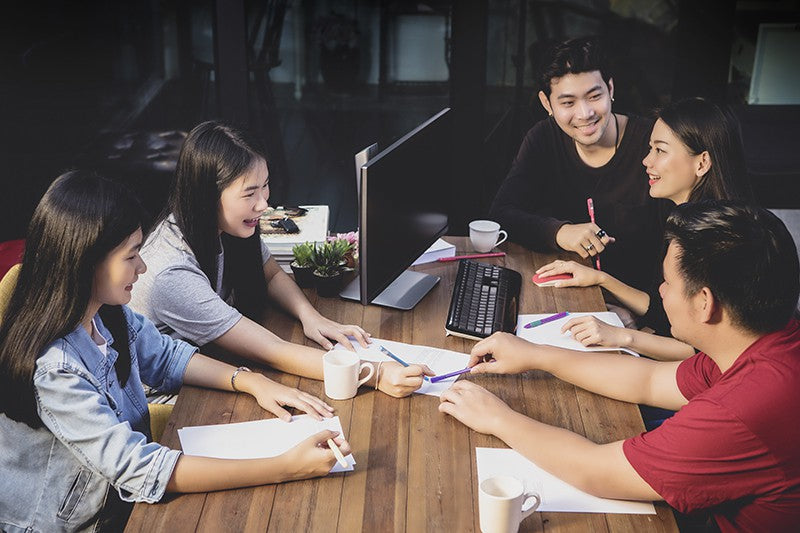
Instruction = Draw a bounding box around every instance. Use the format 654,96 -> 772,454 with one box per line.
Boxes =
478,476 -> 541,533
322,350 -> 375,400
469,220 -> 508,253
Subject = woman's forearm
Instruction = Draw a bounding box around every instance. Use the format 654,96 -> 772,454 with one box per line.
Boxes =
598,273 -> 650,316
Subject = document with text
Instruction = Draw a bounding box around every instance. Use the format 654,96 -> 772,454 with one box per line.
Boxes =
178,415 -> 355,473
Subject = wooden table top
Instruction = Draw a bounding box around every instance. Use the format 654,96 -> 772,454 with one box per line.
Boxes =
126,238 -> 677,532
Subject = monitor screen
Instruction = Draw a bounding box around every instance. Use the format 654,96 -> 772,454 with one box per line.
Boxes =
341,108 -> 451,309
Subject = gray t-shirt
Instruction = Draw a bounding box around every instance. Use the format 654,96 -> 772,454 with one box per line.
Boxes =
130,216 -> 271,346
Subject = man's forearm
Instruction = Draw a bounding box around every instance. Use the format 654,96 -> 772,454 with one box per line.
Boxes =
538,346 -> 664,405
495,410 -> 660,501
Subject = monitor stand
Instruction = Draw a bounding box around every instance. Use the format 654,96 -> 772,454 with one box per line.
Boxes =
339,270 -> 440,310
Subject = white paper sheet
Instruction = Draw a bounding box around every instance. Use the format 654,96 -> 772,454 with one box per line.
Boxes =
177,415 -> 355,473
336,337 -> 470,396
476,448 -> 655,514
516,312 -> 639,357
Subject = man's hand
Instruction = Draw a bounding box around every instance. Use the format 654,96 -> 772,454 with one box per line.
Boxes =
555,223 -> 614,259
468,332 -> 541,375
438,381 -> 515,435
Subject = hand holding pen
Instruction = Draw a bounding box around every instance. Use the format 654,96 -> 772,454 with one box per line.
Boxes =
376,346 -> 435,396
466,332 -> 542,376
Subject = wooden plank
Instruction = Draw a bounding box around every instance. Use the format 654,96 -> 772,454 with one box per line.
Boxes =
126,237 -> 677,532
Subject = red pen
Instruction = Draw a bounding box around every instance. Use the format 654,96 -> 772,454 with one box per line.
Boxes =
587,198 -> 601,271
438,252 -> 506,262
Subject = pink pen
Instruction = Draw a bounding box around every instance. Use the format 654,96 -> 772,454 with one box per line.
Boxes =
586,198 -> 601,271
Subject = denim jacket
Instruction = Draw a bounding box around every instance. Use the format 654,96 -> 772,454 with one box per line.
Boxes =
0,306 -> 196,532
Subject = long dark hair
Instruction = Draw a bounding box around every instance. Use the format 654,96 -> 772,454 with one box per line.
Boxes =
169,120 -> 268,319
0,171 -> 143,427
658,97 -> 753,203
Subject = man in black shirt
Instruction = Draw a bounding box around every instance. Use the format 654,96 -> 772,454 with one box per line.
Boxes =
490,37 -> 667,292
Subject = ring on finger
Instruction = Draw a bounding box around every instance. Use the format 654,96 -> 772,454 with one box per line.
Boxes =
596,229 -> 606,239
586,243 -> 594,250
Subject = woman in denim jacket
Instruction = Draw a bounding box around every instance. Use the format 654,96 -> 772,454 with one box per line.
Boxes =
0,171 -> 349,532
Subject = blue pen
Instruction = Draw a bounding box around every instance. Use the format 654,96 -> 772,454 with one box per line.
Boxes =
379,345 -> 430,381
429,367 -> 472,383
523,311 -> 569,329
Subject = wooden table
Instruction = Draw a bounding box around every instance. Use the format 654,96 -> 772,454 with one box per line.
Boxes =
126,239 -> 677,532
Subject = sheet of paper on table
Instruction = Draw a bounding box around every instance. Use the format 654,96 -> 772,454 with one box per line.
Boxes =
177,415 -> 355,473
336,337 -> 470,396
516,312 -> 639,356
476,448 -> 655,514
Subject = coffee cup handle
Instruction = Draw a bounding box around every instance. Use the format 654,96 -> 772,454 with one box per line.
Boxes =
520,491 -> 541,521
495,230 -> 508,248
357,362 -> 375,388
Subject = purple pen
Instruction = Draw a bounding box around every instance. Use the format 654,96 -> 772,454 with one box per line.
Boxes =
523,311 -> 569,329
429,367 -> 472,383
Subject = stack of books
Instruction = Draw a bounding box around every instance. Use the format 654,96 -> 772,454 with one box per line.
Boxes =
259,205 -> 330,273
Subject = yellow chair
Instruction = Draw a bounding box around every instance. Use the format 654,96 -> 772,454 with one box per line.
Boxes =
0,263 -> 21,323
0,263 -> 172,440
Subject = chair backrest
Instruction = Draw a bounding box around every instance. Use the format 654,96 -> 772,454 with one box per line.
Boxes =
0,263 -> 21,323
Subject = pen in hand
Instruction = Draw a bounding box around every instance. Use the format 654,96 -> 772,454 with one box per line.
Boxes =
586,198 -> 601,271
327,438 -> 348,468
378,345 -> 430,381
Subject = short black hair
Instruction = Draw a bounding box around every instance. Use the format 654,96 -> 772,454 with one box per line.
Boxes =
665,201 -> 800,335
535,37 -> 612,97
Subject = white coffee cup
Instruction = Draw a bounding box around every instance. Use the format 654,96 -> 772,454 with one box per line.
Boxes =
469,220 -> 508,253
478,476 -> 541,533
322,350 -> 375,400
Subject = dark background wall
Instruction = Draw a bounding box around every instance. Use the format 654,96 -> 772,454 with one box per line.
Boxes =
1,0 -> 798,242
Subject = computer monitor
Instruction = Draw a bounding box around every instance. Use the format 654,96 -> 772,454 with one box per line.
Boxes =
340,108 -> 451,309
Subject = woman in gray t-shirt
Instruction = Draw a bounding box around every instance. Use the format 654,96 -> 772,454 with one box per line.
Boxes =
131,121 -> 431,397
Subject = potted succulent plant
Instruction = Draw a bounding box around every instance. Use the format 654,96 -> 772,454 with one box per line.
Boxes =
290,242 -> 316,288
327,231 -> 358,269
311,238 -> 353,297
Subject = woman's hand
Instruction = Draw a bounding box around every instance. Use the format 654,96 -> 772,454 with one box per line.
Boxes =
535,260 -> 606,288
377,361 -> 435,398
561,315 -> 631,348
468,332 -> 540,375
243,374 -> 334,421
301,313 -> 371,351
438,381 -> 514,436
278,430 -> 351,481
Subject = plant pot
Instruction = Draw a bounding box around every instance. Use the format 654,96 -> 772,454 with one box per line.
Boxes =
290,261 -> 315,288
314,270 -> 343,297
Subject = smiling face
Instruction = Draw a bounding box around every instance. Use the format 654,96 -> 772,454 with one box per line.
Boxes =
217,157 -> 270,238
92,228 -> 147,307
539,71 -> 615,148
643,119 -> 709,205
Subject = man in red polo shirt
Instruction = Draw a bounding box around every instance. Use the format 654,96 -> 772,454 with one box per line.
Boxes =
440,201 -> 800,531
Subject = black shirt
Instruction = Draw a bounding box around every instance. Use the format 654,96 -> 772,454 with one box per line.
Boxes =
489,115 -> 671,292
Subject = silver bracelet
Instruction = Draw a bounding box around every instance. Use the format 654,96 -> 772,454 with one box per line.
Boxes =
231,366 -> 251,392
374,361 -> 383,390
